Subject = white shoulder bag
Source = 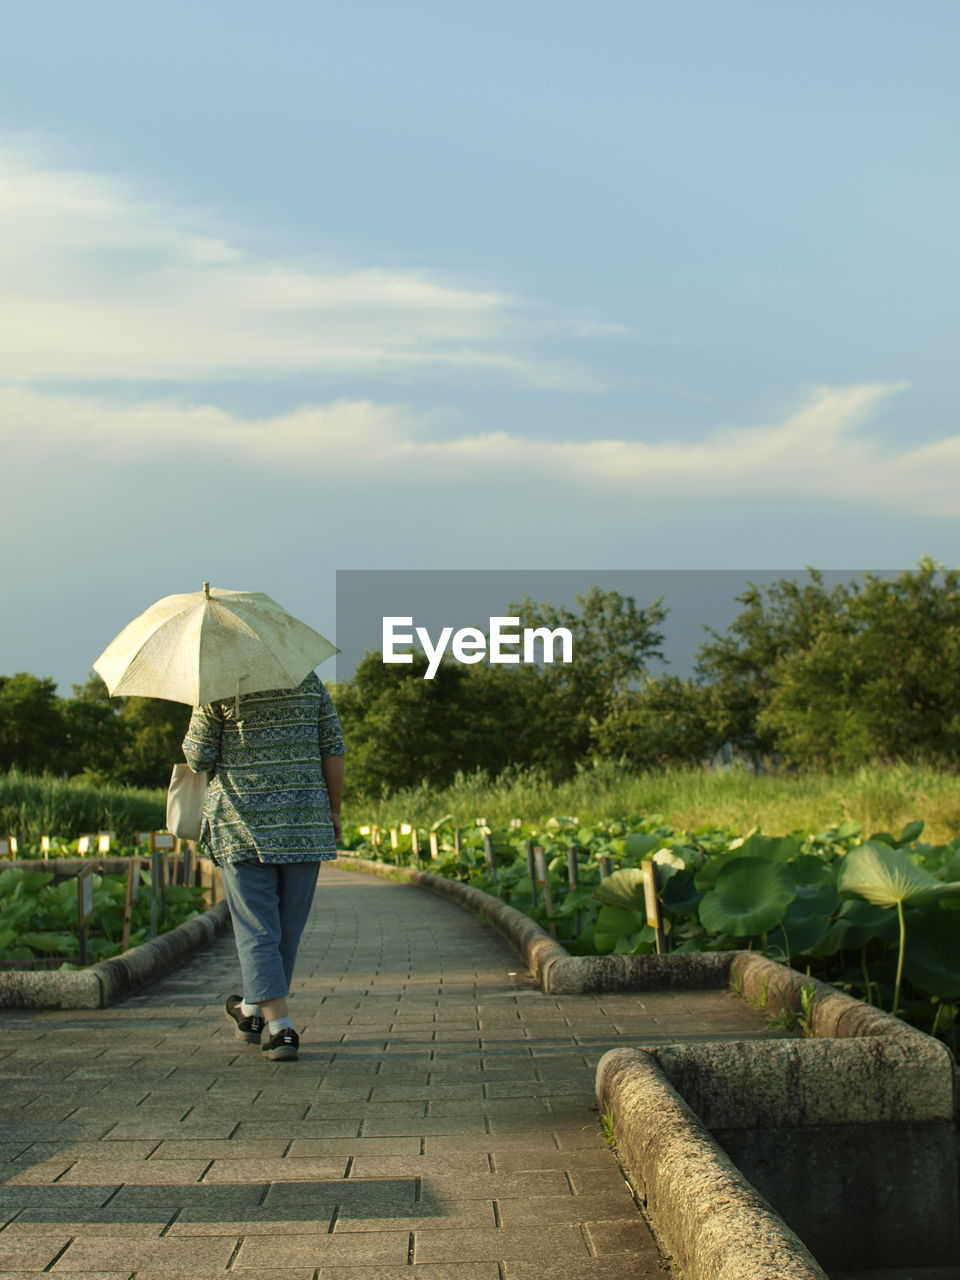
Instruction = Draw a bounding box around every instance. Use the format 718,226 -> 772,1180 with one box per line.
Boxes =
166,764 -> 210,841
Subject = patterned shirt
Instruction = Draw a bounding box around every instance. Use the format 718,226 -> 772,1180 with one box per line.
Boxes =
181,671 -> 345,866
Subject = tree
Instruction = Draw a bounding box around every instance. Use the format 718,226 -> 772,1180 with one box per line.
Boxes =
333,587 -> 669,796
115,696 -> 192,788
61,673 -> 130,779
758,559 -> 960,768
0,674 -> 66,773
592,676 -> 723,769
695,570 -> 851,765
332,651 -> 491,797
507,587 -> 668,777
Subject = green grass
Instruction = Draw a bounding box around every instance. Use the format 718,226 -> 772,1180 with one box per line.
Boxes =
0,770 -> 166,843
349,759 -> 960,843
6,758 -> 960,848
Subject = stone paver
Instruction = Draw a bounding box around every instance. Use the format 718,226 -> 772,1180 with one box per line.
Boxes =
0,866 -> 776,1276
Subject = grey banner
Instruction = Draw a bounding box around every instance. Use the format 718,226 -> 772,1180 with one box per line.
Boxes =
333,569 -> 901,685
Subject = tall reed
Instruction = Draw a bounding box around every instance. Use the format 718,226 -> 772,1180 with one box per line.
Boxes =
0,770 -> 166,842
349,760 -> 960,843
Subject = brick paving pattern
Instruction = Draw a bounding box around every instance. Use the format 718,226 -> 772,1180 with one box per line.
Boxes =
0,866 -> 775,1278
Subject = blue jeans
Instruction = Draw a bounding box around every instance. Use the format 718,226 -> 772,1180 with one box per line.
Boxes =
218,860 -> 321,1004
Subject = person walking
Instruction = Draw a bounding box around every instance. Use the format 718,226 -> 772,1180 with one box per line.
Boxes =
181,670 -> 345,1061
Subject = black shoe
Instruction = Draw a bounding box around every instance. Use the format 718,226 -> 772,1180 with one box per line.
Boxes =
262,1026 -> 299,1061
225,995 -> 264,1045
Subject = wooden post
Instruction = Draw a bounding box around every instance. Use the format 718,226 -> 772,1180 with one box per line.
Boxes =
76,866 -> 94,965
149,832 -> 174,937
525,840 -> 538,907
150,850 -> 160,938
429,832 -> 440,861
567,845 -> 582,936
200,856 -> 218,906
121,857 -> 141,952
453,828 -> 463,876
533,845 -> 555,937
181,842 -> 194,888
482,831 -> 498,885
599,854 -> 613,879
641,859 -> 667,954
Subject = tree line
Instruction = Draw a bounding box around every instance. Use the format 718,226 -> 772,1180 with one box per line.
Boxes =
2,558 -> 958,795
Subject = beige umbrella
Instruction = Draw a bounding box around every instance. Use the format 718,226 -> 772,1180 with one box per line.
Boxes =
93,583 -> 339,706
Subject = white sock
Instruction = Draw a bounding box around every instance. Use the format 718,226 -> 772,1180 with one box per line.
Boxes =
240,1001 -> 260,1018
268,1015 -> 294,1034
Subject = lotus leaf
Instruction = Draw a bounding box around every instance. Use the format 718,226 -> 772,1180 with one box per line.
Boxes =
902,906 -> 960,999
652,848 -> 687,873
808,900 -> 893,958
624,833 -> 661,860
698,857 -> 796,937
594,867 -> 647,911
768,902 -> 833,957
19,932 -> 78,955
660,868 -> 703,917
838,842 -> 960,908
594,904 -> 648,953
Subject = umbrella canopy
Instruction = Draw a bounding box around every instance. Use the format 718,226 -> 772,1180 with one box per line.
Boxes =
93,583 -> 339,706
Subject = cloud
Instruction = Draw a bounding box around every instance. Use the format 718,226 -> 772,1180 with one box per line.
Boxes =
0,141 -> 601,389
3,379 -> 957,517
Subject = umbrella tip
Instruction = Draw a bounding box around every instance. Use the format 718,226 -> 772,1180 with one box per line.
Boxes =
202,582 -> 210,598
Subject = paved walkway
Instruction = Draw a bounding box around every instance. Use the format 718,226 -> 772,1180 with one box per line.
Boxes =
0,866 -> 775,1279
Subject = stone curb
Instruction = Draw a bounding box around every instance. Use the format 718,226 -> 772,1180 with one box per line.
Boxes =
596,1047 -> 829,1280
0,901 -> 231,1010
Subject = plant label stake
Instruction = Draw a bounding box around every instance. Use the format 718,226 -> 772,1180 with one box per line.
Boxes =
525,840 -> 538,907
410,827 -> 421,868
482,831 -> 498,884
76,866 -> 95,965
97,834 -> 112,854
0,836 -> 15,859
429,832 -> 440,861
533,845 -> 556,937
640,859 -> 667,954
389,828 -> 399,861
567,845 -> 582,936
77,835 -> 92,857
121,857 -> 141,952
40,836 -> 51,860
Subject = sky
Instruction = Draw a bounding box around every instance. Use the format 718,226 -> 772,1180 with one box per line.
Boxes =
1,1 -> 957,692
